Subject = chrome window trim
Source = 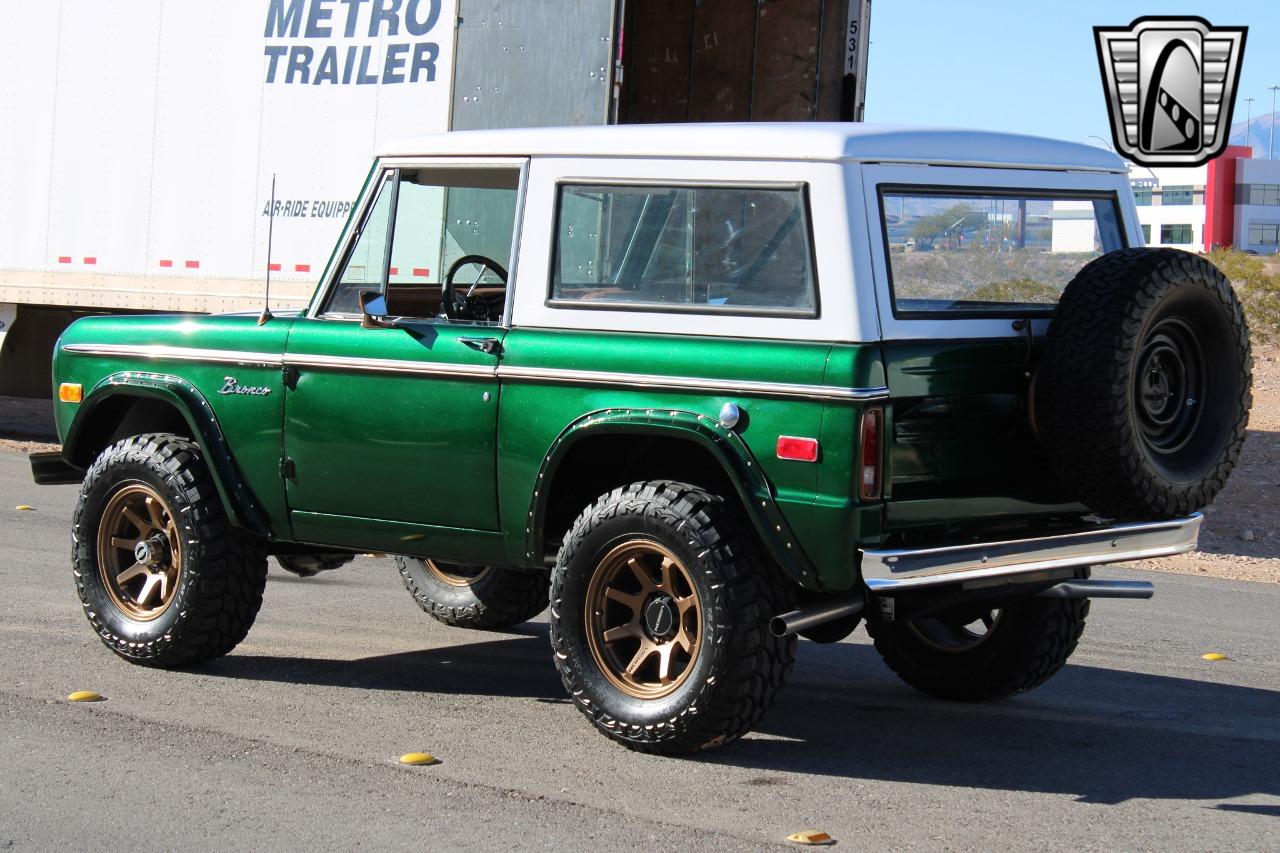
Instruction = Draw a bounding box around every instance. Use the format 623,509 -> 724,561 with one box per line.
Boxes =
861,513 -> 1202,591
308,157 -> 530,322
62,343 -> 888,401
546,180 -> 820,319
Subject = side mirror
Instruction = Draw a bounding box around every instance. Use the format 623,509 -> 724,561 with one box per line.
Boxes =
358,290 -> 395,329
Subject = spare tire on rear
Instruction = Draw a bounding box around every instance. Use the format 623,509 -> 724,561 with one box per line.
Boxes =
1036,248 -> 1251,520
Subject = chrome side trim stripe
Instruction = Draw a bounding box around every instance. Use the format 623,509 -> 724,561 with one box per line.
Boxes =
62,343 -> 283,368
63,343 -> 889,401
287,352 -> 497,380
497,365 -> 889,402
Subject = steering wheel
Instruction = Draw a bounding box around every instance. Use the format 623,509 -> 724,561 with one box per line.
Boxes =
442,254 -> 508,320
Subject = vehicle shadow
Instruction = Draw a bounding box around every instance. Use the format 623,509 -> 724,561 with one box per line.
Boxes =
712,640 -> 1280,806
206,623 -> 564,701
204,628 -> 1280,805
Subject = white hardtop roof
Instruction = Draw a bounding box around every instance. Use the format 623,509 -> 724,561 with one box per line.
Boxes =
377,123 -> 1128,172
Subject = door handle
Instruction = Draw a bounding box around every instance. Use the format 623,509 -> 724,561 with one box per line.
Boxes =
459,337 -> 502,356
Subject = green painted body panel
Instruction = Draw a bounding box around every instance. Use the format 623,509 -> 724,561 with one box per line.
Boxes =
811,343 -> 888,588
290,511 -> 507,564
282,318 -> 502,530
497,329 -> 884,589
880,339 -> 1084,534
52,311 -> 892,589
55,313 -> 295,537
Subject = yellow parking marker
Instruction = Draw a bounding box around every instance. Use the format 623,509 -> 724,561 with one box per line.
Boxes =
67,690 -> 104,702
1201,652 -> 1230,661
786,830 -> 834,846
399,752 -> 441,766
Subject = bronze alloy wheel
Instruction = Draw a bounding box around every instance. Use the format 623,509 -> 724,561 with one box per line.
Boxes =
422,559 -> 492,588
584,539 -> 702,699
95,483 -> 182,621
907,608 -> 1003,654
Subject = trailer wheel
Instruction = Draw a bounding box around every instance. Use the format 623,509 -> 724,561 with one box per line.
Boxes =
550,481 -> 795,754
72,433 -> 268,668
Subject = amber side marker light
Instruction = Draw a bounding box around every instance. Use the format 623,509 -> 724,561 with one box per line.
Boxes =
59,383 -> 83,403
859,407 -> 883,501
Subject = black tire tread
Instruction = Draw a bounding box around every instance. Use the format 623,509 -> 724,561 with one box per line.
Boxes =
867,597 -> 1089,701
1038,248 -> 1251,519
396,558 -> 549,630
72,433 -> 268,668
550,480 -> 796,754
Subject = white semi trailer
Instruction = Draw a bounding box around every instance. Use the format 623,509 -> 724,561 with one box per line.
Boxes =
0,0 -> 868,396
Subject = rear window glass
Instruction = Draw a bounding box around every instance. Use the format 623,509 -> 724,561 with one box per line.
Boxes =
880,189 -> 1125,316
551,184 -> 817,316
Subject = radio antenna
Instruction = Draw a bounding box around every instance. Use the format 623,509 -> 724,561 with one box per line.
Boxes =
257,173 -> 277,326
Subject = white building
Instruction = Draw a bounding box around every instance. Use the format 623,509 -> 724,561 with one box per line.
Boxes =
1122,146 -> 1280,255
1128,163 -> 1206,250
1234,157 -> 1280,253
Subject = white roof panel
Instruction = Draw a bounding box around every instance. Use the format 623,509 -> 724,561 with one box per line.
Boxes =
377,123 -> 1128,172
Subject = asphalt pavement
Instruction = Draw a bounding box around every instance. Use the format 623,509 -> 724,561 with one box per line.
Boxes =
0,450 -> 1277,851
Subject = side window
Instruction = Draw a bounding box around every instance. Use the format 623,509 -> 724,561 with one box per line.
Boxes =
323,166 -> 520,322
551,184 -> 817,316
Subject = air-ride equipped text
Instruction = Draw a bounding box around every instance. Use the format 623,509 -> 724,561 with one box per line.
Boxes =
261,199 -> 354,219
263,0 -> 442,85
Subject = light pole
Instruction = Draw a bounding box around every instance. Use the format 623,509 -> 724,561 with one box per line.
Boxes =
1246,96 -> 1255,140
1270,86 -> 1279,159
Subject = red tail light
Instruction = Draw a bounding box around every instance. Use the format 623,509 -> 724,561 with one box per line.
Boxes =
859,407 -> 883,501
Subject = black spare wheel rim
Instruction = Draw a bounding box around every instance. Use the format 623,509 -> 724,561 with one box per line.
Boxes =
1036,248 -> 1251,519
1135,316 -> 1203,457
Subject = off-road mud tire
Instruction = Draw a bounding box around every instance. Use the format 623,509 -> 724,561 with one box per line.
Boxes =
396,557 -> 549,629
1037,248 -> 1251,519
550,481 -> 796,754
867,596 -> 1089,701
72,433 -> 268,668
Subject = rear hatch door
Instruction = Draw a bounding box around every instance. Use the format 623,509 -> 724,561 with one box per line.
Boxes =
860,163 -> 1135,541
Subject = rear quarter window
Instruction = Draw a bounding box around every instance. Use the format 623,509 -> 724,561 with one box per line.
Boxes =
550,183 -> 818,317
880,188 -> 1126,317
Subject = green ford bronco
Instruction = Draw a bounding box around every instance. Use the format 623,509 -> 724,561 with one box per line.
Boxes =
32,124 -> 1251,754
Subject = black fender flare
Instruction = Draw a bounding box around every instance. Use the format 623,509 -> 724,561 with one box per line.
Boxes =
527,407 -> 820,590
62,371 -> 272,538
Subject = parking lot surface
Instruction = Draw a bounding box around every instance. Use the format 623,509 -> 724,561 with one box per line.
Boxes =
1,451 -> 1277,851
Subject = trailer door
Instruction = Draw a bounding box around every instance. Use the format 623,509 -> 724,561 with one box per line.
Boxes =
450,0 -> 618,130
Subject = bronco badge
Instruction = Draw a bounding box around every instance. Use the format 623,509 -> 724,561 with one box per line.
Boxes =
218,376 -> 272,396
1094,16 -> 1246,167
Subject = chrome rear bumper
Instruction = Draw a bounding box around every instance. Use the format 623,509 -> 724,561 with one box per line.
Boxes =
860,513 -> 1202,592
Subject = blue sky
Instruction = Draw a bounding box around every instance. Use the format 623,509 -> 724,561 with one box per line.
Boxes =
865,1 -> 1277,145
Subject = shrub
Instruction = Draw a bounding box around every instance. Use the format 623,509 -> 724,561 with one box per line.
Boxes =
970,278 -> 1061,304
1205,247 -> 1280,343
